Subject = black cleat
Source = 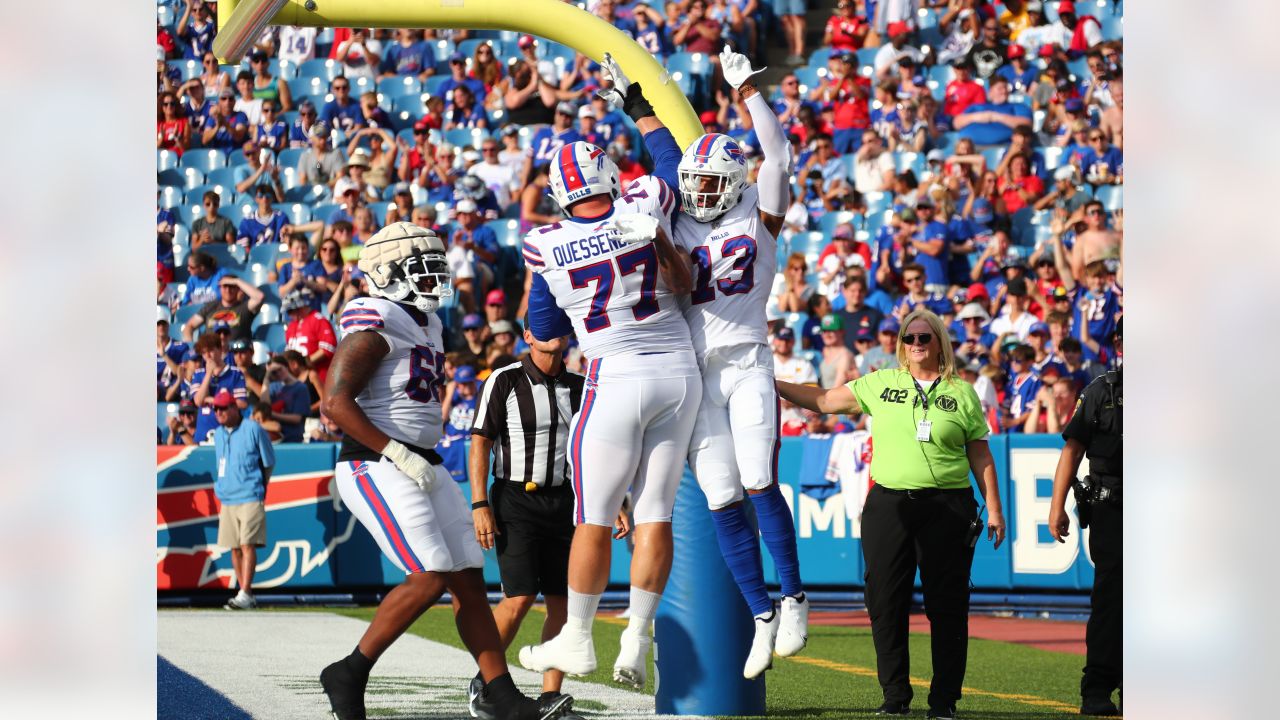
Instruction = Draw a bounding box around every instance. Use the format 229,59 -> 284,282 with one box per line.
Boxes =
320,659 -> 368,720
927,705 -> 956,720
469,674 -> 496,720
495,691 -> 573,720
875,699 -> 911,715
1080,697 -> 1120,716
538,691 -> 579,719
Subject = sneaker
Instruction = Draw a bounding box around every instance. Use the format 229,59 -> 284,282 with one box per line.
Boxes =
875,700 -> 911,715
786,54 -> 806,65
519,629 -> 597,676
743,609 -> 779,679
320,659 -> 368,720
927,704 -> 956,719
775,594 -> 809,657
538,692 -> 578,720
612,627 -> 651,688
469,674 -> 496,720
1079,697 -> 1120,716
224,592 -> 257,610
495,692 -> 573,720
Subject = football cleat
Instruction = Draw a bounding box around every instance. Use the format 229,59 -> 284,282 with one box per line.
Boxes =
320,659 -> 368,720
776,593 -> 809,657
518,629 -> 597,676
612,627 -> 652,689
744,609 -> 779,679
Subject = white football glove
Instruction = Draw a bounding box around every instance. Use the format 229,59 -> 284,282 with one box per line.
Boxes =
382,439 -> 433,492
614,214 -> 659,245
719,44 -> 765,91
596,52 -> 632,110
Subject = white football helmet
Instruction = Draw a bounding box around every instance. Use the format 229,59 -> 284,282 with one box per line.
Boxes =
357,222 -> 453,313
548,141 -> 620,210
678,133 -> 748,223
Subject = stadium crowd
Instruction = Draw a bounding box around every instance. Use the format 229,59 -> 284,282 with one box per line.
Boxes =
157,0 -> 1123,451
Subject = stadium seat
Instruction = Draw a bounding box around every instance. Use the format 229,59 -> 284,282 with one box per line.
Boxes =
244,261 -> 271,287
252,341 -> 272,365
288,76 -> 326,101
254,323 -> 287,352
311,202 -> 342,224
458,38 -> 505,59
158,185 -> 184,208
232,198 -> 256,221
168,59 -> 201,82
258,283 -> 281,307
179,149 -> 227,175
201,243 -> 247,272
817,210 -> 860,237
807,47 -> 833,68
173,203 -> 202,227
1066,57 -> 1089,81
1037,146 -> 1064,171
444,127 -> 489,148
1094,185 -> 1122,210
204,167 -> 240,189
249,241 -> 287,268
895,151 -> 925,176
172,303 -> 203,332
158,149 -> 180,172
485,219 -> 522,248
1008,207 -> 1036,246
284,184 -> 332,204
227,148 -> 259,168
172,224 -> 190,251
863,191 -> 891,216
981,146 -> 1006,171
158,402 -> 176,439
788,231 -> 826,257
368,202 -> 393,226
856,47 -> 878,72
272,202 -> 311,225
1100,16 -> 1123,41
936,131 -> 961,156
536,41 -> 576,64
794,66 -> 823,90
431,39 -> 457,65
275,147 -> 305,171
394,93 -> 431,116
254,302 -> 282,328
377,75 -> 422,98
297,58 -> 344,83
785,312 -> 809,340
349,75 -> 375,95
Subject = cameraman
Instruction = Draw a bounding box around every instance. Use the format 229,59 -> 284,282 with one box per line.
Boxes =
1049,318 -> 1123,716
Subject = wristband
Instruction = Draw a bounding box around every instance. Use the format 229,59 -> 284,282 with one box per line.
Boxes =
623,82 -> 655,123
471,500 -> 489,510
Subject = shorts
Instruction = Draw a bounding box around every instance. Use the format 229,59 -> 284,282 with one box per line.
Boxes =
570,352 -> 701,527
689,344 -> 781,509
832,128 -> 864,155
334,458 -> 484,574
492,481 -> 574,597
217,501 -> 266,548
775,0 -> 807,16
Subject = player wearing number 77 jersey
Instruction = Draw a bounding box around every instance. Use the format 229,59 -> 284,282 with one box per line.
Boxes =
319,223 -> 571,720
517,55 -> 700,691
671,45 -> 809,679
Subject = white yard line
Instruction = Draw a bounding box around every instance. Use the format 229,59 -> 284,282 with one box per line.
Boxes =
158,610 -> 705,719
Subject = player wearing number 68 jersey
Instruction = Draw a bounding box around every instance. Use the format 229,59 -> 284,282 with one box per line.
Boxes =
518,55 -> 701,693
319,222 -> 569,720
670,45 -> 809,680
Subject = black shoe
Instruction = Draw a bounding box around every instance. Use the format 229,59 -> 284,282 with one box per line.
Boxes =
495,692 -> 573,720
538,692 -> 578,719
927,705 -> 956,720
1080,697 -> 1120,716
320,659 -> 368,720
469,674 -> 496,720
875,699 -> 911,715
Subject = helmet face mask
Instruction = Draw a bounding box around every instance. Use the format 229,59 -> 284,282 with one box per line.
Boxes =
549,141 -> 621,212
358,222 -> 454,314
678,133 -> 747,223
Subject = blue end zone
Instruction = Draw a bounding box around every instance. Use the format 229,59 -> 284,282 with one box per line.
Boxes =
158,655 -> 253,720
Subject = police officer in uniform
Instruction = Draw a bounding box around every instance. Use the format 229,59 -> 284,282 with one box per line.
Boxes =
1049,317 -> 1122,717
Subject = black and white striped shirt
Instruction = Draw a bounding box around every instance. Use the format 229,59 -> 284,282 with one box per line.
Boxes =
471,357 -> 584,488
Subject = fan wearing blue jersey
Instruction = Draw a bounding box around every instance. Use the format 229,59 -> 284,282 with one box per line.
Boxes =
517,56 -> 697,691
669,45 -> 809,679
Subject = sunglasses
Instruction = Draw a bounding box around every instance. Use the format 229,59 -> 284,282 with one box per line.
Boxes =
213,405 -> 234,413
904,276 -> 923,284
900,333 -> 933,346
162,101 -> 175,106
333,84 -> 349,91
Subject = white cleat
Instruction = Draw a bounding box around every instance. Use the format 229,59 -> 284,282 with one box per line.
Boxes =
612,627 -> 651,689
776,594 -> 809,657
743,609 -> 779,679
518,629 -> 597,676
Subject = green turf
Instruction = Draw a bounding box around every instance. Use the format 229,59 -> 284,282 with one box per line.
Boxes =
329,606 -> 1098,719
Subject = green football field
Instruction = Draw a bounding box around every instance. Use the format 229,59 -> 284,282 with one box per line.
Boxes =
331,606 -> 1094,719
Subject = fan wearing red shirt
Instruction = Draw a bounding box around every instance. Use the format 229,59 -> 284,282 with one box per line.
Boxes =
282,288 -> 337,384
830,54 -> 872,154
823,1 -> 870,53
997,152 -> 1045,214
943,60 -> 987,118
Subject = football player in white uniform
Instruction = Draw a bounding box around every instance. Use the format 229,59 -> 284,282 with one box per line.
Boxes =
671,46 -> 809,679
318,222 -> 571,720
516,57 -> 699,690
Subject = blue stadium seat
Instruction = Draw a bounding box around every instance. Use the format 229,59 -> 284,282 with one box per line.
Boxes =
253,303 -> 282,329
172,224 -> 190,252
172,303 -> 203,333
1066,57 -> 1089,81
297,58 -> 344,83
856,47 -> 878,72
817,210 -> 860,237
227,148 -> 258,168
254,323 -> 287,352
895,151 -> 925,176
1100,16 -> 1123,41
179,149 -> 227,174
244,261 -> 272,287
269,58 -> 298,81
863,191 -> 891,216
272,202 -> 311,224
915,6 -> 939,29
168,59 -> 201,82
368,201 -> 393,226
179,166 -> 207,190
288,76 -> 327,101
536,41 -> 576,64
348,75 -> 375,96
158,149 -> 180,172
394,93 -> 431,116
785,313 -> 809,340
205,167 -> 240,189
430,39 -> 456,66
377,75 -> 422,98
1038,146 -> 1065,171
283,184 -> 332,204
794,67 -> 823,90
1008,207 -> 1036,246
807,47 -> 833,68
231,198 -> 255,221
249,241 -> 287,269
485,219 -> 522,248
173,203 -> 203,227
276,147 -> 306,171
311,202 -> 341,224
1094,185 -> 1122,210
458,38 -> 506,59
444,127 -> 489,149
668,51 -> 714,83
258,283 -> 281,307
929,64 -> 955,86
667,71 -> 700,106
184,184 -> 225,206
981,146 -> 1006,171
158,170 -> 185,193
788,231 -> 826,257
201,243 -> 247,272
158,402 -> 176,439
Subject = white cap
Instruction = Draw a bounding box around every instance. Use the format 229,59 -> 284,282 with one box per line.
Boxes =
578,105 -> 595,119
956,302 -> 991,322
456,198 -> 478,214
157,305 -> 171,324
334,176 -> 359,197
1054,165 -> 1077,181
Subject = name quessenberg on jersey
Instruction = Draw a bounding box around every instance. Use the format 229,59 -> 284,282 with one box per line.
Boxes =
550,227 -> 629,267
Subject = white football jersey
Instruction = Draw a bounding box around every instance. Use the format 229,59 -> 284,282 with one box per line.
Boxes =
522,175 -> 693,358
672,184 -> 778,356
338,296 -> 446,449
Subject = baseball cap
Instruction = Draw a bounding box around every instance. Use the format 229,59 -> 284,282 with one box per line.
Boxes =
454,365 -> 477,384
254,184 -> 274,197
699,109 -> 719,125
334,176 -> 359,197
1064,98 -> 1085,113
1057,1 -> 1076,14
490,319 -> 516,336
556,101 -> 576,116
1007,277 -> 1029,296
501,125 -> 520,137
229,338 -> 252,352
297,98 -> 316,112
956,302 -> 991,322
878,318 -> 900,334
1006,44 -> 1026,59
775,327 -> 796,342
309,121 -> 331,139
210,389 -> 236,408
854,326 -> 875,342
832,224 -> 854,240
1052,286 -> 1070,300
971,198 -> 994,226
578,105 -> 595,120
178,400 -> 198,415
486,289 -> 506,306
1054,165 -> 1077,182
413,117 -> 433,131
966,282 -> 990,302
1001,255 -> 1027,270
456,198 -> 478,214
1025,0 -> 1044,12
182,348 -> 200,363
210,320 -> 232,334
915,196 -> 934,209
461,313 -> 485,330
1028,321 -> 1050,336
1000,335 -> 1022,351
449,51 -> 466,63
218,88 -> 236,99
887,21 -> 910,37
517,34 -> 536,50
820,314 -> 844,332
157,306 -> 171,325
926,148 -> 945,163
248,49 -> 268,62
898,207 -> 918,223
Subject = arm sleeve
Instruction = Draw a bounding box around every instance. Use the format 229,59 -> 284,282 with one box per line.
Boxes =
744,92 -> 792,216
527,273 -> 574,341
641,127 -> 683,209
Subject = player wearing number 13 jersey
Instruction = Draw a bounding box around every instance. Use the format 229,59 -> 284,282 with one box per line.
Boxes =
669,45 -> 809,680
518,56 -> 700,692
320,223 -> 569,720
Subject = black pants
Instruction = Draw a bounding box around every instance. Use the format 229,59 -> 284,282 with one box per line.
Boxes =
1082,499 -> 1123,700
861,485 -> 977,709
491,481 -> 575,598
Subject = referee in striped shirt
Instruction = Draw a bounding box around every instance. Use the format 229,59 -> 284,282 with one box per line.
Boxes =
467,321 -> 629,718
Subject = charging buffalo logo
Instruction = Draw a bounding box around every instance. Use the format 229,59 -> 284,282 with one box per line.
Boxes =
935,395 -> 958,412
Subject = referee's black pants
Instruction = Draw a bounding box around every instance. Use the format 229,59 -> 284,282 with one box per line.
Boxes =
861,485 -> 977,709
1082,499 -> 1122,701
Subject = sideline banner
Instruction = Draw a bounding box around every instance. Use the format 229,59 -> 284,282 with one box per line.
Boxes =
156,435 -> 1091,592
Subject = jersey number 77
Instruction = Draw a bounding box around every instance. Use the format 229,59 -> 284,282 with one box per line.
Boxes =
568,244 -> 660,333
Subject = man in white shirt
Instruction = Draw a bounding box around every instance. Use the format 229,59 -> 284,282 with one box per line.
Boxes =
988,276 -> 1038,340
467,137 -> 517,208
771,327 -> 817,428
278,26 -> 318,66
873,22 -> 925,79
853,131 -> 896,194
